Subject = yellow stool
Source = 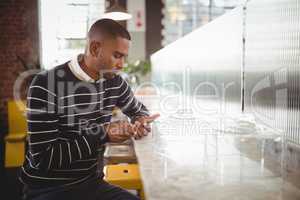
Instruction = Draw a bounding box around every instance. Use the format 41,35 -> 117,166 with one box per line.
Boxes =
8,100 -> 27,135
104,164 -> 145,200
5,100 -> 27,168
5,134 -> 27,167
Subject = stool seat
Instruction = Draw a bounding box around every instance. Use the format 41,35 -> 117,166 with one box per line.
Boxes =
104,164 -> 142,189
104,164 -> 145,199
5,133 -> 27,142
5,133 -> 27,167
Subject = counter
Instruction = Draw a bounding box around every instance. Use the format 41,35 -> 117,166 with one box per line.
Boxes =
132,104 -> 300,200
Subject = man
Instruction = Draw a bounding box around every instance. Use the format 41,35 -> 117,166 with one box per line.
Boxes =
20,19 -> 159,200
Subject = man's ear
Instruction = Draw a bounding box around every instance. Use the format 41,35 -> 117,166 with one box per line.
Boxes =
89,41 -> 101,57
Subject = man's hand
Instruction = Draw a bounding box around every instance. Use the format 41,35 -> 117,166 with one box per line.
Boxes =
104,114 -> 160,142
104,121 -> 136,143
133,114 -> 160,140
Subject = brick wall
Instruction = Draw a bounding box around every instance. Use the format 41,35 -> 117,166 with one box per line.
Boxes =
0,0 -> 39,135
0,0 -> 39,195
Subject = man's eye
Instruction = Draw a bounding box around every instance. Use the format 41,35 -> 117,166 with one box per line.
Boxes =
114,54 -> 122,59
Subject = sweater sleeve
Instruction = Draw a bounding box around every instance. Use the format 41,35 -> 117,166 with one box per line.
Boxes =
27,72 -> 106,171
116,76 -> 150,121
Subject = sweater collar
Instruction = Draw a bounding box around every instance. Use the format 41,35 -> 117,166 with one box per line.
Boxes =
68,54 -> 97,83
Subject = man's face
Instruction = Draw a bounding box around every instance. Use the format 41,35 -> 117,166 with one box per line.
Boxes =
95,36 -> 129,79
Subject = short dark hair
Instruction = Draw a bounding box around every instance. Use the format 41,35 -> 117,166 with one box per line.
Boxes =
88,18 -> 131,40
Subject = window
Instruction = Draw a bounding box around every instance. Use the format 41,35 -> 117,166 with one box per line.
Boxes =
40,0 -> 105,69
162,0 -> 243,46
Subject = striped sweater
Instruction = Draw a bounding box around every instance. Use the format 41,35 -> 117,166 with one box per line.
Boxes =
20,61 -> 149,188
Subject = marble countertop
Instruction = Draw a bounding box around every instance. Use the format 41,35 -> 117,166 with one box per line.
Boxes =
132,108 -> 300,200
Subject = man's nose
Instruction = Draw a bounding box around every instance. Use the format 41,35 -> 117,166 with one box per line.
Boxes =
116,59 -> 124,70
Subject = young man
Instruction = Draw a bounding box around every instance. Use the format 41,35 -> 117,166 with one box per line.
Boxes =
20,19 -> 159,200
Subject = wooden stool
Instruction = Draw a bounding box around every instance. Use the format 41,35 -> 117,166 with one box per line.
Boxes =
104,164 -> 145,200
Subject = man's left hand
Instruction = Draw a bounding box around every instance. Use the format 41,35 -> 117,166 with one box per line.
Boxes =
133,114 -> 160,140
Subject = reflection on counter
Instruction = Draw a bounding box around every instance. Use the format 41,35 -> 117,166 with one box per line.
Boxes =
134,110 -> 300,200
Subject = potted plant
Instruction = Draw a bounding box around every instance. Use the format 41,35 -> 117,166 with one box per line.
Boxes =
122,60 -> 151,86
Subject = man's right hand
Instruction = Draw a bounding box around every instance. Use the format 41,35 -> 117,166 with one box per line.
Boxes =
104,121 -> 136,143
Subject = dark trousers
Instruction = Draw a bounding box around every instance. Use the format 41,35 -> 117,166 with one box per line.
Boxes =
23,178 -> 140,200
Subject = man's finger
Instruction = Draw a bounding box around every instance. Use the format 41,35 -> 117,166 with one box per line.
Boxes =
141,122 -> 151,132
138,125 -> 148,136
144,113 -> 160,123
123,122 -> 136,136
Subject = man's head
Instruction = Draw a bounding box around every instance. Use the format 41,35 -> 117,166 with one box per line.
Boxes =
85,18 -> 131,79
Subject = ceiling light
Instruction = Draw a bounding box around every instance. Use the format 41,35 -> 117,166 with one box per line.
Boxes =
102,0 -> 132,21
